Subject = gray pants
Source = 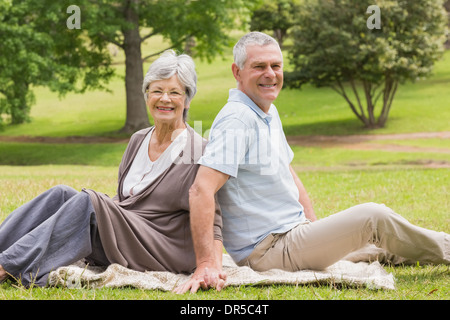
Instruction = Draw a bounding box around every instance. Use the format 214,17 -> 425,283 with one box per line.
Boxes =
0,185 -> 109,287
238,203 -> 449,271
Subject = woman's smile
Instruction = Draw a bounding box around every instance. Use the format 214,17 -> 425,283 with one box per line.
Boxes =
156,106 -> 175,112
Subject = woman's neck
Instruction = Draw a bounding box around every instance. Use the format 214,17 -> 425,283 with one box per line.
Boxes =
152,120 -> 186,146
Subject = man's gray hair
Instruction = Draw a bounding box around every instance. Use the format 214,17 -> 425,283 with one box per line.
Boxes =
233,31 -> 282,69
142,50 -> 197,119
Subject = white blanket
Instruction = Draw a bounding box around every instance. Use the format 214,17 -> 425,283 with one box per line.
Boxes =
49,254 -> 395,291
48,254 -> 395,290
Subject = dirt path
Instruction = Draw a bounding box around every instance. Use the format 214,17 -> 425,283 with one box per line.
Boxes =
287,131 -> 450,169
1,131 -> 449,153
0,135 -> 130,144
1,131 -> 449,145
286,131 -> 450,154
1,131 -> 449,168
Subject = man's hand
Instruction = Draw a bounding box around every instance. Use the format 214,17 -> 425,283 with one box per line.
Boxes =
173,264 -> 227,294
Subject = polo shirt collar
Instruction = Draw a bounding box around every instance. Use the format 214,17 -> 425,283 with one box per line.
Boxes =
228,89 -> 273,124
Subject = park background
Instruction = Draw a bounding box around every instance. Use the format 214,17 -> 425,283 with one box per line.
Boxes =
0,0 -> 449,300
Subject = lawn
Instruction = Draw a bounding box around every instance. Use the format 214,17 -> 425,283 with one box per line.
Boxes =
0,35 -> 449,301
1,165 -> 449,301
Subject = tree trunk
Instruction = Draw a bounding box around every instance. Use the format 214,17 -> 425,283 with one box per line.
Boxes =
273,29 -> 286,49
119,0 -> 150,134
10,82 -> 31,124
334,79 -> 397,129
377,78 -> 398,127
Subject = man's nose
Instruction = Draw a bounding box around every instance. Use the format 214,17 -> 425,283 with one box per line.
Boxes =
264,66 -> 276,78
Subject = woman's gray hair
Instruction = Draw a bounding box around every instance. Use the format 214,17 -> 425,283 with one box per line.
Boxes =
233,31 -> 282,69
142,50 -> 197,120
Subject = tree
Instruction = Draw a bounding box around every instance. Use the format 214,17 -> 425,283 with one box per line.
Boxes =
284,0 -> 448,129
0,0 -> 252,134
444,0 -> 450,48
249,0 -> 301,48
0,1 -> 114,125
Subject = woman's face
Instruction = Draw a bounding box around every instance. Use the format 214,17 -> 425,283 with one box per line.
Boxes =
146,75 -> 188,126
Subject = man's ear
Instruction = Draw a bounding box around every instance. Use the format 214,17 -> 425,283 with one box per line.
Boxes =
231,63 -> 240,82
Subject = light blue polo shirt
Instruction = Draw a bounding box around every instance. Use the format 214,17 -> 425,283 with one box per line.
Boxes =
199,89 -> 305,262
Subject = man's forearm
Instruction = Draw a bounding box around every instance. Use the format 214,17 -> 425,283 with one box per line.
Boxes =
189,184 -> 217,267
174,166 -> 228,293
289,165 -> 317,221
214,239 -> 224,269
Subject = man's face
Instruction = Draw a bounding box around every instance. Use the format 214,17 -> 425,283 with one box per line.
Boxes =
232,44 -> 283,112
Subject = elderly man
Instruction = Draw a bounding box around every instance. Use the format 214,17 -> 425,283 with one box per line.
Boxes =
174,32 -> 449,294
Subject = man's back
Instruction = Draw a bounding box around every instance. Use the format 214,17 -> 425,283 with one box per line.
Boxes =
199,89 -> 305,262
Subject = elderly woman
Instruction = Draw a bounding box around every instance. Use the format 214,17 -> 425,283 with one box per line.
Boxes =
0,50 -> 223,287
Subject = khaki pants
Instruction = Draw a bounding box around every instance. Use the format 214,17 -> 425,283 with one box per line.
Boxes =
238,203 -> 449,271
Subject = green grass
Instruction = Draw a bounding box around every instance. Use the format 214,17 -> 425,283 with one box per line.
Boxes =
290,145 -> 450,170
1,138 -> 449,167
1,264 -> 449,300
0,142 -> 126,166
0,166 -> 118,222
370,138 -> 450,149
0,165 -> 448,300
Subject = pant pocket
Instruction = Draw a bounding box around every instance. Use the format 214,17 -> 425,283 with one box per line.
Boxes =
241,234 -> 275,269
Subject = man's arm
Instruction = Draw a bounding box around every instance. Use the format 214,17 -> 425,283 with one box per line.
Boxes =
174,165 -> 229,294
289,165 -> 317,221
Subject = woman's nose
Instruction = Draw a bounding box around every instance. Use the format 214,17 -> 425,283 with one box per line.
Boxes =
160,92 -> 171,101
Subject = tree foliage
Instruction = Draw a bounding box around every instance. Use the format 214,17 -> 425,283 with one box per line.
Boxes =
0,0 -> 252,133
285,0 -> 448,128
249,0 -> 301,48
0,0 -> 114,125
